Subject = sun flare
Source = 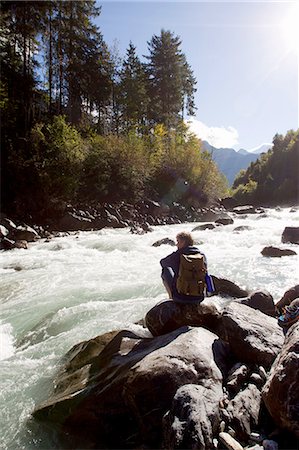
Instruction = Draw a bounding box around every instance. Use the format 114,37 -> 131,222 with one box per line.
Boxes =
279,4 -> 299,54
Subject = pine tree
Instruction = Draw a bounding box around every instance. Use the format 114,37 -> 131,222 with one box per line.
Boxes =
119,42 -> 149,132
145,29 -> 196,129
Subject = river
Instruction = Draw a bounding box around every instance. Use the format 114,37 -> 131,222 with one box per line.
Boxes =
0,207 -> 298,449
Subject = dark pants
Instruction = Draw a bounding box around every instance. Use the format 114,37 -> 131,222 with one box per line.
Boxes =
161,267 -> 204,304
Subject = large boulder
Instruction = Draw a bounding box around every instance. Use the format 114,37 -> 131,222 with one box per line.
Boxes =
275,285 -> 299,313
262,322 -> 299,437
33,326 -> 228,449
212,276 -> 249,298
163,383 -> 223,449
144,299 -> 221,337
11,225 -> 39,242
261,246 -> 297,257
226,383 -> 261,442
281,227 -> 299,244
58,212 -> 93,231
236,291 -> 276,317
217,303 -> 284,369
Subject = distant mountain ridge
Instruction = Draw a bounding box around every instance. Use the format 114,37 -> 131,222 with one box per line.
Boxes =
202,141 -> 272,186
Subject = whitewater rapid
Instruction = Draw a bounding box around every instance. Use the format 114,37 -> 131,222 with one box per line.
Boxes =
0,207 -> 298,449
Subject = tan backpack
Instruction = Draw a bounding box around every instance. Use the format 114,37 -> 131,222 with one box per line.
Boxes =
176,253 -> 206,296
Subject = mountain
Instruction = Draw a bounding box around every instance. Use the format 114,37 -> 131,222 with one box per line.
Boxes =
202,141 -> 265,186
249,143 -> 273,154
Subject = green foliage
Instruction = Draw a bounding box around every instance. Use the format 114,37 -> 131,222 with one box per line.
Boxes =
145,29 -> 197,128
232,129 -> 299,205
29,116 -> 87,201
79,132 -> 152,202
0,2 -> 228,218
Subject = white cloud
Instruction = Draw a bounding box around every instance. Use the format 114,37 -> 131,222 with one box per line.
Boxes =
186,118 -> 239,148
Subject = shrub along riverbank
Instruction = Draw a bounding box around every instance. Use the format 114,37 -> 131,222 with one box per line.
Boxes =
3,116 -> 228,223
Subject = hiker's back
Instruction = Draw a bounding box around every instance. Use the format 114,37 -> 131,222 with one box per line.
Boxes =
176,253 -> 206,296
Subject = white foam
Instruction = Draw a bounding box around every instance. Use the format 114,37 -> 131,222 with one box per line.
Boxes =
0,322 -> 15,360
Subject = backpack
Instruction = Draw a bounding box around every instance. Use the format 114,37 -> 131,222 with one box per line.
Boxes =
176,253 -> 206,296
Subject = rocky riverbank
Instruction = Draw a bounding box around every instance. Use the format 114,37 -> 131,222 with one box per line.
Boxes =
32,286 -> 299,450
1,199 -> 299,251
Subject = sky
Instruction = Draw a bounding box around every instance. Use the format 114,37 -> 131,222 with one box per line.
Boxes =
95,1 -> 299,151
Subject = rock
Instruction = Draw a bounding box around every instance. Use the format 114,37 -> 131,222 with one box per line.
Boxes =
0,224 -> 9,238
221,197 -> 239,210
226,363 -> 249,394
215,217 -> 234,226
227,384 -> 261,441
192,223 -> 216,231
212,276 -> 249,298
218,303 -> 284,369
261,246 -> 297,257
233,206 -> 259,215
33,326 -> 228,449
249,373 -> 264,388
262,321 -> 299,438
163,382 -> 223,449
15,240 -> 28,249
11,225 -> 39,242
152,237 -> 176,247
219,432 -> 244,450
275,285 -> 299,313
233,226 -> 252,233
58,212 -> 93,231
0,237 -> 15,250
236,291 -> 276,317
145,299 -> 221,338
281,226 -> 299,244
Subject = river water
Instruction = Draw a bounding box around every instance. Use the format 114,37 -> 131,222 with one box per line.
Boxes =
0,207 -> 298,449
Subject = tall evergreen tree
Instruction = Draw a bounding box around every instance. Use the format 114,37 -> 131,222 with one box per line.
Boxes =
145,29 -> 197,128
119,42 -> 149,131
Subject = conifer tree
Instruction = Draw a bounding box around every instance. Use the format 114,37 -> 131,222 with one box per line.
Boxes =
145,29 -> 196,129
119,42 -> 149,131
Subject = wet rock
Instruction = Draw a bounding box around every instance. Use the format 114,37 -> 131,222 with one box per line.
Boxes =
227,384 -> 261,441
11,225 -> 39,242
152,237 -> 176,247
233,206 -> 260,215
262,321 -> 299,438
15,240 -> 28,249
261,246 -> 297,257
281,226 -> 299,244
212,276 -> 249,298
58,212 -> 93,231
218,303 -> 284,369
0,237 -> 16,250
215,217 -> 234,226
192,223 -> 216,231
233,226 -> 252,233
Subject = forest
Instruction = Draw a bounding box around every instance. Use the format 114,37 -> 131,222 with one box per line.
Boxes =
0,0 -> 229,222
1,1 -> 297,224
232,130 -> 299,206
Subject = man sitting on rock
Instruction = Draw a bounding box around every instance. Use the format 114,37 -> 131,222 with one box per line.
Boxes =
160,231 -> 211,303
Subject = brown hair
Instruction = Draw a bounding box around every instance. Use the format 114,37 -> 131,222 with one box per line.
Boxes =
176,232 -> 194,246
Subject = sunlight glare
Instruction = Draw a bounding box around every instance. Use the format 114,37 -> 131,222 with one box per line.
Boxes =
279,4 -> 299,54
